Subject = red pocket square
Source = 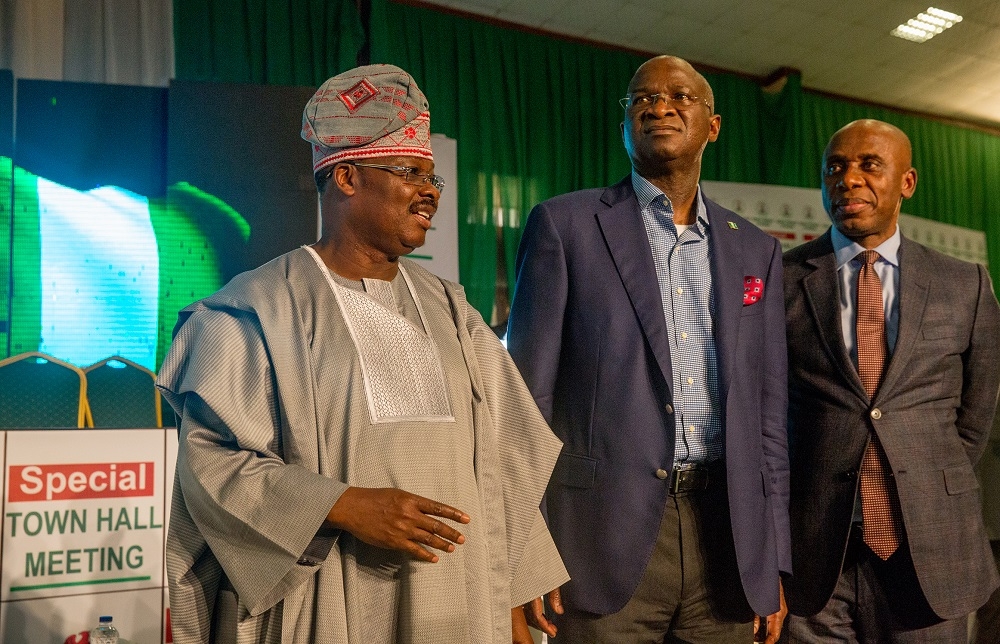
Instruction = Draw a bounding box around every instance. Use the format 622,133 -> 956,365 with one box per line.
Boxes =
743,276 -> 764,306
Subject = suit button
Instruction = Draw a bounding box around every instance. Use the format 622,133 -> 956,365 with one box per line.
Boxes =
870,408 -> 882,420
656,468 -> 669,480
665,404 -> 674,414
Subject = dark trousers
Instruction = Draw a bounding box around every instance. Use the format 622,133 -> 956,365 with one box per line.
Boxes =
785,526 -> 967,643
555,482 -> 754,643
972,540 -> 1000,643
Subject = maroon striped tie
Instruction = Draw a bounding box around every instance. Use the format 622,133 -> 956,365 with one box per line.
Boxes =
856,250 -> 903,560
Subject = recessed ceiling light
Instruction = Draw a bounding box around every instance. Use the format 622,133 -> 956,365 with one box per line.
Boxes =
891,6 -> 962,42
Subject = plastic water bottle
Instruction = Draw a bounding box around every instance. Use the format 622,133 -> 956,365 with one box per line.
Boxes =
89,616 -> 119,644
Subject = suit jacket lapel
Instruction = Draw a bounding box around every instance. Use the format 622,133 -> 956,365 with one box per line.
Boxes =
877,236 -> 930,400
705,198 -> 743,409
596,178 -> 674,400
801,231 -> 869,402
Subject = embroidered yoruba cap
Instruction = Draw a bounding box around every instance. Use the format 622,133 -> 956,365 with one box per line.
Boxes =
301,64 -> 432,174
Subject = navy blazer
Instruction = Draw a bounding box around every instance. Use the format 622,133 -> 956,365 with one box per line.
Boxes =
508,177 -> 791,617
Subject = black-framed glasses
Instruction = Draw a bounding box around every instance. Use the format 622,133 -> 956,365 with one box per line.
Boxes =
618,92 -> 710,112
344,162 -> 445,191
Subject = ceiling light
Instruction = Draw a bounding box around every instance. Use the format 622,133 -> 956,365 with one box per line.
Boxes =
908,18 -> 943,33
926,7 -> 962,21
917,14 -> 947,27
891,6 -> 962,42
891,25 -> 932,42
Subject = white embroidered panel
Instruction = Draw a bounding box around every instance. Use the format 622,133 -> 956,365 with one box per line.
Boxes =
305,247 -> 454,423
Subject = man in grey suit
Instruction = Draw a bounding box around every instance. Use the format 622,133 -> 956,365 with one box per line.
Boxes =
783,119 -> 1000,642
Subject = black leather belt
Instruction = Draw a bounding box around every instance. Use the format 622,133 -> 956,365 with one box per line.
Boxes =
669,461 -> 725,495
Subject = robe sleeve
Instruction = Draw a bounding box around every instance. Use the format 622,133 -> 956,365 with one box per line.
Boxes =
160,306 -> 348,616
509,510 -> 568,606
460,295 -> 570,606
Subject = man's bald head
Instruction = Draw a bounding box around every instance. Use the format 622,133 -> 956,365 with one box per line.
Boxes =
827,119 -> 912,168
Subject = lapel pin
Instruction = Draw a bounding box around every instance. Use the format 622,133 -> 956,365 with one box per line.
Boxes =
727,221 -> 739,230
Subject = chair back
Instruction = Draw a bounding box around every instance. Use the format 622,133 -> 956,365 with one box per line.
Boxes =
84,356 -> 162,428
0,352 -> 91,428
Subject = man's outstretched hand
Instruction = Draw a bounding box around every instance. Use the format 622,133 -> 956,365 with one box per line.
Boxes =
326,487 -> 470,562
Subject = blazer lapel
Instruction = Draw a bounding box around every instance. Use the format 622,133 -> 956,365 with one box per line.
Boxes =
705,198 -> 743,408
800,231 -> 869,402
596,179 -> 674,400
877,236 -> 930,400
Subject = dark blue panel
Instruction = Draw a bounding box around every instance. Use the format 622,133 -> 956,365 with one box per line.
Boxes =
15,79 -> 167,197
167,80 -> 317,275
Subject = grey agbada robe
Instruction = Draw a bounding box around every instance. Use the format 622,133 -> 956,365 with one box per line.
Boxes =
157,247 -> 567,644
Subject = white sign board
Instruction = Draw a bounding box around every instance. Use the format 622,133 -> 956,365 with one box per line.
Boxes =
0,429 -> 170,643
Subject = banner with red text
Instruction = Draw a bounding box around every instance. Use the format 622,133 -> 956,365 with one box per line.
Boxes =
0,429 -> 176,643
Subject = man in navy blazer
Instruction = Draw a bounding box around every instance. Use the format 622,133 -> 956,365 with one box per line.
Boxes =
508,55 -> 791,642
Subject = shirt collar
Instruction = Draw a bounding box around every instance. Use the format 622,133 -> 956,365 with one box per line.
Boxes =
830,222 -> 901,270
631,170 -> 709,230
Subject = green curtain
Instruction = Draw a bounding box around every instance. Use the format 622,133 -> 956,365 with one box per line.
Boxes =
173,0 -> 365,85
758,73 -> 809,187
175,0 -> 1000,315
701,70 -> 769,185
372,3 -> 1000,310
800,93 -> 1000,272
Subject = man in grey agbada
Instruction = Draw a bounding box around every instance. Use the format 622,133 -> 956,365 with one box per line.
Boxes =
158,64 -> 567,644
783,119 -> 1000,642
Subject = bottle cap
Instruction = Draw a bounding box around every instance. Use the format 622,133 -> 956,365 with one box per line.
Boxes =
99,616 -> 112,622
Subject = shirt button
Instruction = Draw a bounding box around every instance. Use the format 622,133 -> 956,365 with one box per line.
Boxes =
870,408 -> 882,420
688,425 -> 695,432
681,332 -> 688,339
656,468 -> 669,480
687,377 -> 694,385
676,287 -> 683,295
665,404 -> 674,414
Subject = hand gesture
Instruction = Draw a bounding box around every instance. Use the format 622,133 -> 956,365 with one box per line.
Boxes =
753,578 -> 787,643
326,487 -> 470,563
512,606 -> 533,644
523,587 -> 564,638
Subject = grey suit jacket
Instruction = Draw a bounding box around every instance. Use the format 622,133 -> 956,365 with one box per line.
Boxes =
783,230 -> 1000,619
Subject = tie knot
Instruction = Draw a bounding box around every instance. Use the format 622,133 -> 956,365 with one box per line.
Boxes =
858,250 -> 881,266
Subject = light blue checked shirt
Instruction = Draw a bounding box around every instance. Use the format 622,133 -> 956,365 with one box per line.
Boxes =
830,224 -> 901,366
632,172 -> 722,465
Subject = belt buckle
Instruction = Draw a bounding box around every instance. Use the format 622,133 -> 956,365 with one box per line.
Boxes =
670,464 -> 703,495
670,467 -> 682,495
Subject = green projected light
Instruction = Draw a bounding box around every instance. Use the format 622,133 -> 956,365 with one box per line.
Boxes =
1,157 -> 251,371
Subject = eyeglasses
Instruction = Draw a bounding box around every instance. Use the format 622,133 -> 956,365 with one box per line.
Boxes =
619,92 -> 710,112
343,162 -> 445,191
